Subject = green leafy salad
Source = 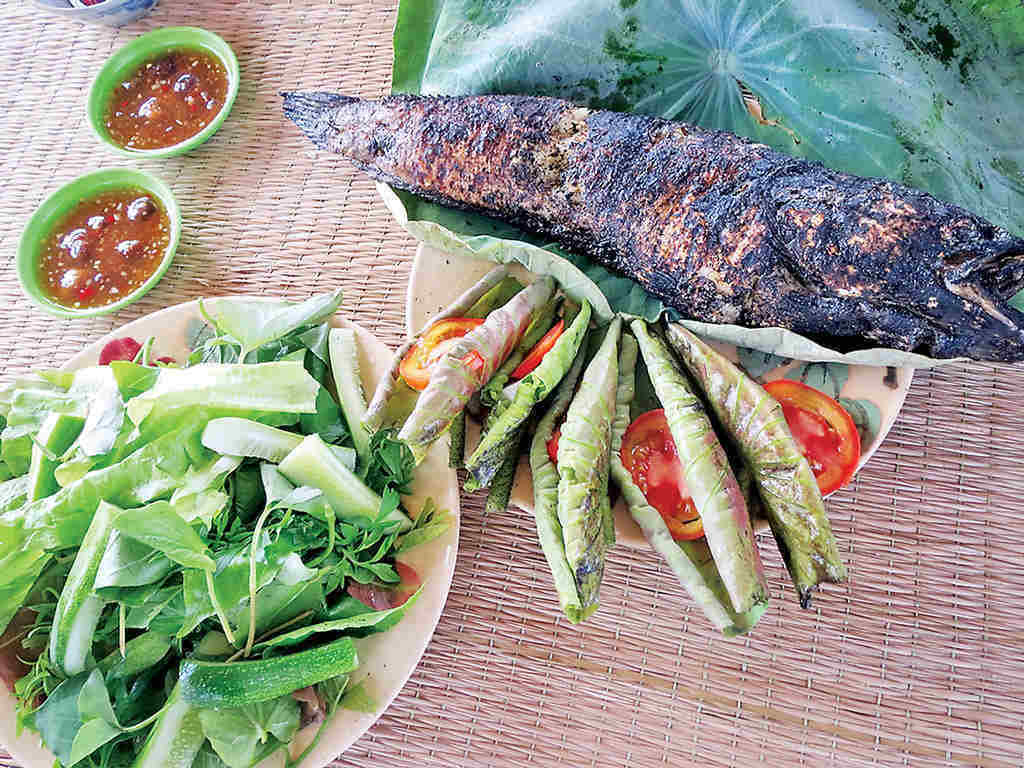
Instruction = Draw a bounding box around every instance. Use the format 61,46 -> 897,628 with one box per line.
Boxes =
0,291 -> 450,768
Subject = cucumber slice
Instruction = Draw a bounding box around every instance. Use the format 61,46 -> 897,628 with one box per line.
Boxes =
27,412 -> 85,502
329,444 -> 357,471
279,434 -> 411,530
131,684 -> 204,768
329,328 -> 372,468
201,418 -> 302,463
49,500 -> 119,676
179,636 -> 358,708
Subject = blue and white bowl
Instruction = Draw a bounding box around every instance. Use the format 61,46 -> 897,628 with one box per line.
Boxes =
31,0 -> 160,27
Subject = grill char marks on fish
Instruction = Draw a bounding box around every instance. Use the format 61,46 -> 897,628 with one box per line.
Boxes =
283,92 -> 1024,362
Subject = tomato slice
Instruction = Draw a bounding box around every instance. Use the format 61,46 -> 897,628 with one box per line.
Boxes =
99,336 -> 142,365
764,379 -> 861,496
511,319 -> 565,380
399,318 -> 485,391
347,561 -> 421,610
621,409 -> 703,541
546,429 -> 561,464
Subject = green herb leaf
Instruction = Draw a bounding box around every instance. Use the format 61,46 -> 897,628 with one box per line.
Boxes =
114,501 -> 217,571
96,633 -> 173,682
396,498 -> 451,553
68,718 -> 121,767
361,429 -> 414,496
77,669 -> 119,727
95,530 -> 176,590
199,291 -> 343,361
338,681 -> 376,714
33,673 -> 89,765
255,586 -> 422,650
300,387 -> 349,445
125,587 -> 179,629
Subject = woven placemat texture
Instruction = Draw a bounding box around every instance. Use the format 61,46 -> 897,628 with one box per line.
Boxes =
1,3 -> 1022,767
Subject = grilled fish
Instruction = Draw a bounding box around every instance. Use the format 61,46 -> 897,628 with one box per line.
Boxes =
283,92 -> 1024,362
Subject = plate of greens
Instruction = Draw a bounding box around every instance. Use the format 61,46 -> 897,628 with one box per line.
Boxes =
0,291 -> 459,768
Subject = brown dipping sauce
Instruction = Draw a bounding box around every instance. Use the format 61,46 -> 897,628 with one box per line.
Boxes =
37,188 -> 170,309
104,48 -> 228,150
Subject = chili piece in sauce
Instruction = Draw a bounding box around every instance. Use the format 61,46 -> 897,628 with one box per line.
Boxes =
37,188 -> 170,310
104,48 -> 228,150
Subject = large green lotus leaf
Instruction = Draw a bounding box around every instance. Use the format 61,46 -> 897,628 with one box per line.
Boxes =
394,0 -> 1023,232
387,0 -> 1024,364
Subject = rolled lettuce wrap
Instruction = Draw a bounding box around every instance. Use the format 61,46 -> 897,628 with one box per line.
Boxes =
362,266 -> 516,433
529,346 -> 588,621
663,322 -> 846,606
399,278 -> 556,463
630,320 -> 768,615
557,316 -> 622,620
483,425 -> 526,516
610,334 -> 765,636
480,297 -> 561,408
465,300 -> 592,490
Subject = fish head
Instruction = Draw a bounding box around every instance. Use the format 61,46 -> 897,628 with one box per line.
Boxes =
937,226 -> 1024,361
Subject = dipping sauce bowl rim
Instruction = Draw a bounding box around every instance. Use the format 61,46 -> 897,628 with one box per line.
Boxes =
17,168 -> 182,319
87,26 -> 240,158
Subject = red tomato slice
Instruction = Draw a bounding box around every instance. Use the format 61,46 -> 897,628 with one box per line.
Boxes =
546,429 -> 561,464
461,349 -> 486,380
347,561 -> 422,610
764,379 -> 861,496
99,336 -> 142,365
621,409 -> 703,541
399,318 -> 485,391
511,319 -> 565,380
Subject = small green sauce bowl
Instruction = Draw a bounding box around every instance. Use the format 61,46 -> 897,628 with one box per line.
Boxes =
87,26 -> 240,158
17,168 -> 182,319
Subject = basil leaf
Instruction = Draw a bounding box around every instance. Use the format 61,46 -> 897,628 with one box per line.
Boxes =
114,501 -> 216,571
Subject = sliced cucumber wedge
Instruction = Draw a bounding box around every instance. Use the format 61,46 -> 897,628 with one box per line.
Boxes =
279,434 -> 411,530
201,418 -> 302,463
329,328 -> 372,468
49,500 -> 119,676
27,412 -> 85,502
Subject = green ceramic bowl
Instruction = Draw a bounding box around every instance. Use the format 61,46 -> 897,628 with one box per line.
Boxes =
17,168 -> 182,319
87,26 -> 240,158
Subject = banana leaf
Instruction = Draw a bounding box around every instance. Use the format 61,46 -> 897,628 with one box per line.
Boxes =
388,0 -> 1024,366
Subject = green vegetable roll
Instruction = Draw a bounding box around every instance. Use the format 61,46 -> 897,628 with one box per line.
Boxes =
663,321 -> 846,606
399,278 -> 556,463
362,266 -> 515,433
465,301 -> 592,490
610,334 -> 765,636
630,320 -> 768,615
557,316 -> 622,619
528,346 -> 588,621
480,297 -> 561,407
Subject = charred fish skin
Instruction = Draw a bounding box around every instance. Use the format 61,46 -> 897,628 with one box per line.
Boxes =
283,92 -> 1024,362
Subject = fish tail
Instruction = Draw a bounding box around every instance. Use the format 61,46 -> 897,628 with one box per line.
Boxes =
281,91 -> 358,150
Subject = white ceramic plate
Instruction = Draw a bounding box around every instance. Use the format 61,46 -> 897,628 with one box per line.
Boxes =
407,244 -> 912,545
0,298 -> 460,768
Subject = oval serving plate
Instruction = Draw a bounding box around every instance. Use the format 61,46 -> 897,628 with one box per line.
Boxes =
0,297 -> 460,768
407,244 -> 912,545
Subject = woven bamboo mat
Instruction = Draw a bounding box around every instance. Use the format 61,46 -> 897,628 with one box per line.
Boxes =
1,2 -> 1023,767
